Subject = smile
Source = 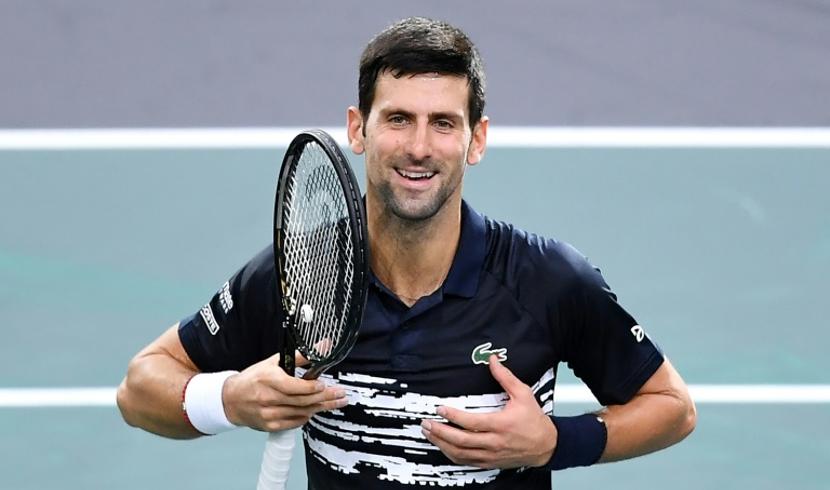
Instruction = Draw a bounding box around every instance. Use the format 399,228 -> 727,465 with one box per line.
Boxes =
396,169 -> 436,180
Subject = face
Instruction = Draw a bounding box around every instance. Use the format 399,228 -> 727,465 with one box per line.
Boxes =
348,71 -> 487,223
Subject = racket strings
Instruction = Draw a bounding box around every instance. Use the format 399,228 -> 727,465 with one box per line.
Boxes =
282,142 -> 355,361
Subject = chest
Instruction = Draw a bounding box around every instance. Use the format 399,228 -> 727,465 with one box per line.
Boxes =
338,282 -> 558,398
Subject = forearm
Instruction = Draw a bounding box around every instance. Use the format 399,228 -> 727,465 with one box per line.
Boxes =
119,324 -> 349,439
597,361 -> 696,462
117,353 -> 202,439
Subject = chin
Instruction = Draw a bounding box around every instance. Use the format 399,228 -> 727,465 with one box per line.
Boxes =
390,199 -> 443,222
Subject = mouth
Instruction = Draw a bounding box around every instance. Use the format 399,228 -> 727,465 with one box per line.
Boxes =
395,168 -> 436,181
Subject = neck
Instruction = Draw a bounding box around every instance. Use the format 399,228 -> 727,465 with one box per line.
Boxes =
368,198 -> 462,306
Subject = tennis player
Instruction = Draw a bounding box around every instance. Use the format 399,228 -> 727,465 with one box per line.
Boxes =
118,17 -> 696,489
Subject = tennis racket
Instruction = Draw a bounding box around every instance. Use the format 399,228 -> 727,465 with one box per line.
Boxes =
256,129 -> 369,490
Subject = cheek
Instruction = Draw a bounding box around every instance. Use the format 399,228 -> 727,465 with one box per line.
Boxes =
364,142 -> 392,180
368,137 -> 401,164
441,140 -> 469,168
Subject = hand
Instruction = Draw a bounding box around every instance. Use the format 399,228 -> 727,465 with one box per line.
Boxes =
420,355 -> 557,469
221,351 -> 347,432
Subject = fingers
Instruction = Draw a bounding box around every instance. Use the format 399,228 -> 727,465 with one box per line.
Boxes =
421,419 -> 501,468
421,418 -> 494,449
421,406 -> 499,466
242,384 -> 346,432
224,352 -> 350,432
252,363 -> 346,406
260,355 -> 348,407
419,360 -> 553,469
267,386 -> 347,408
487,355 -> 525,398
261,355 -> 326,396
437,405 -> 494,433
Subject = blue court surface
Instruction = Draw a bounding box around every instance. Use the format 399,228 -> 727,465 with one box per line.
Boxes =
1,131 -> 828,488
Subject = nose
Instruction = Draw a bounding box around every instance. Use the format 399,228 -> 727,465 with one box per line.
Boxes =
404,121 -> 432,162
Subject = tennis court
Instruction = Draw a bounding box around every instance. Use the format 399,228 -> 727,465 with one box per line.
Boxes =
1,129 -> 828,488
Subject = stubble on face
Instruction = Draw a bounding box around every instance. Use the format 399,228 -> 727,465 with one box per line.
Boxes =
373,154 -> 466,224
363,73 -> 473,227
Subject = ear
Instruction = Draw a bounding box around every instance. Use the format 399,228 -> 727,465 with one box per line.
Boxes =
347,106 -> 365,155
466,116 -> 488,166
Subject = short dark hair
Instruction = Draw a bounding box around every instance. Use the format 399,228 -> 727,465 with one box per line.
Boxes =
358,17 -> 486,128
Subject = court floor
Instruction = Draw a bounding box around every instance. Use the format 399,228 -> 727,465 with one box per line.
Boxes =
1,136 -> 828,488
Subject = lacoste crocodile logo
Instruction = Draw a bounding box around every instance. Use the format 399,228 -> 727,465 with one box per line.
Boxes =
471,342 -> 508,365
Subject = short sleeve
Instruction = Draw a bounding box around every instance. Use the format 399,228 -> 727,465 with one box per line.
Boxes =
553,246 -> 664,406
178,245 -> 284,372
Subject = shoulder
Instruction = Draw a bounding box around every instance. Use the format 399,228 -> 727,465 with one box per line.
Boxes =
230,244 -> 280,321
482,216 -> 599,292
178,244 -> 281,371
237,244 -> 277,288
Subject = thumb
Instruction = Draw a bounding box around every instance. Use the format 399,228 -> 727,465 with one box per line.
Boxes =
295,338 -> 331,367
488,355 -> 526,398
265,351 -> 282,365
295,350 -> 311,367
265,351 -> 308,370
264,352 -> 290,373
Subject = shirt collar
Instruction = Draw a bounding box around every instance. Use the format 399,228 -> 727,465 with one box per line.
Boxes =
443,200 -> 486,298
368,199 -> 487,299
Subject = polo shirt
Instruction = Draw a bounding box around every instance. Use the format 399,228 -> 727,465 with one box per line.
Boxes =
179,200 -> 664,489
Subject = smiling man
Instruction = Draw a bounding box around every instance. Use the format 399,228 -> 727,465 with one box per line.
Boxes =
348,67 -> 487,305
118,17 -> 696,489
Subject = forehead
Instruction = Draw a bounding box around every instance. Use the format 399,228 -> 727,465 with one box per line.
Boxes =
371,71 -> 470,118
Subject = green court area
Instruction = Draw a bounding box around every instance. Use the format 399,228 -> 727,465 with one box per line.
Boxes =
1,146 -> 828,488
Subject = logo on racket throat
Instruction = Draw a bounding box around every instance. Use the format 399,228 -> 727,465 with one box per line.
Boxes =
471,342 -> 508,365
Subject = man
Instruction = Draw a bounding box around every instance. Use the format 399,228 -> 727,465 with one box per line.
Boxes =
118,17 -> 696,489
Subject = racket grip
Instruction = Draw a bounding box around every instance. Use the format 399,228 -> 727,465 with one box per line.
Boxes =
256,429 -> 297,490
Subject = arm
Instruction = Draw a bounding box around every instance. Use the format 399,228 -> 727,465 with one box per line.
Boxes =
117,324 -> 347,439
117,324 -> 202,439
421,356 -> 695,469
597,357 -> 696,463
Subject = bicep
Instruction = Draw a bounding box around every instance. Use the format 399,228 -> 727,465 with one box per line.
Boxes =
597,358 -> 696,462
133,323 -> 199,372
633,358 -> 691,403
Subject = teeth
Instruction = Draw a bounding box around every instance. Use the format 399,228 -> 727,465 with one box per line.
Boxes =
398,169 -> 435,179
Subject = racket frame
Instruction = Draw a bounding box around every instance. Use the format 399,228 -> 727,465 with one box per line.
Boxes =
273,129 -> 369,380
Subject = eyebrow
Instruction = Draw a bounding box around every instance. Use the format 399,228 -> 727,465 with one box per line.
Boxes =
381,107 -> 465,122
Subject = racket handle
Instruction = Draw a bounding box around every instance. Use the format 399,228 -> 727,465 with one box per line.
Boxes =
256,429 -> 297,490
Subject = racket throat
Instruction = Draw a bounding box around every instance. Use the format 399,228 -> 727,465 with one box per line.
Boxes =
302,364 -> 326,380
282,345 -> 296,376
280,316 -> 297,376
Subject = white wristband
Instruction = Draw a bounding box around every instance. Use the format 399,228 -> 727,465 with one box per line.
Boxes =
184,371 -> 239,435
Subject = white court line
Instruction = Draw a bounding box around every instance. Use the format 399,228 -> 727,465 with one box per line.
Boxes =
0,388 -> 116,407
1,127 -> 830,150
555,384 -> 830,404
1,385 -> 829,407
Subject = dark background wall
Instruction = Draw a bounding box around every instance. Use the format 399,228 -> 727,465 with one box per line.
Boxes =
2,0 -> 828,128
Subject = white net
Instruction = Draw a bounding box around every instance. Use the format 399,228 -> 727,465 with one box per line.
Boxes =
281,141 -> 355,361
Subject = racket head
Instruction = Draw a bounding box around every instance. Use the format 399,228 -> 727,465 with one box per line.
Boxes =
274,129 -> 369,379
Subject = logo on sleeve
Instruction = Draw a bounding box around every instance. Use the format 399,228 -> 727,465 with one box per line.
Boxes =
200,304 -> 221,335
219,281 -> 234,314
471,342 -> 508,365
630,325 -> 645,343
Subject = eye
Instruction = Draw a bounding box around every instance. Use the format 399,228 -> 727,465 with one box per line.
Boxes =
388,114 -> 408,126
433,119 -> 454,131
